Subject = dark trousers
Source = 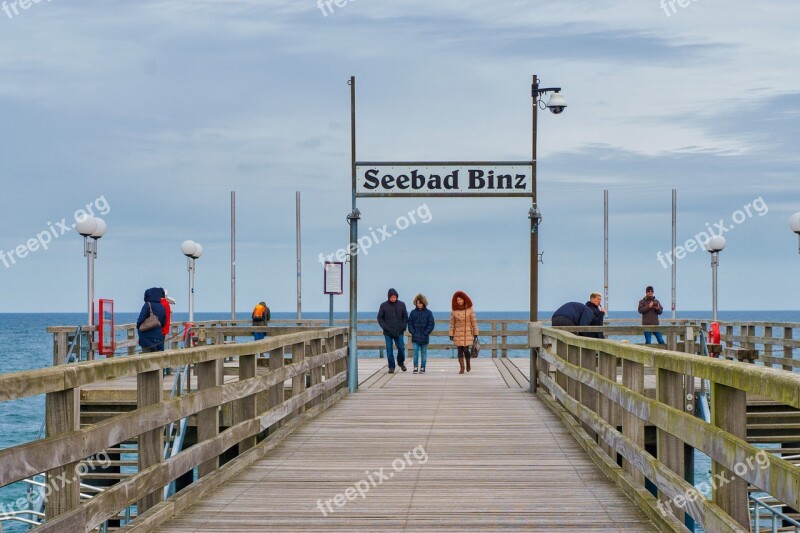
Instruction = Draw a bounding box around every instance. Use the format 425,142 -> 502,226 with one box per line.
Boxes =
551,316 -> 575,327
457,346 -> 471,358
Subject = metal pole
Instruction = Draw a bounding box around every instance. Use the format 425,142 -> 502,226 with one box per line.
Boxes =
86,238 -> 95,327
603,189 -> 609,316
329,294 -> 334,327
296,191 -> 302,322
348,76 -> 359,393
529,74 -> 540,395
231,191 -> 236,321
672,189 -> 677,319
531,74 -> 539,324
188,257 -> 195,323
711,252 -> 718,322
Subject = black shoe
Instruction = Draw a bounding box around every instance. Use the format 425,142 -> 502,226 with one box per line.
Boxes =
388,368 -> 395,374
399,363 -> 407,372
420,368 -> 426,373
413,367 -> 419,374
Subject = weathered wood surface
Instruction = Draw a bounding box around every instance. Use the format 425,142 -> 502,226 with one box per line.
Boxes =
150,359 -> 656,532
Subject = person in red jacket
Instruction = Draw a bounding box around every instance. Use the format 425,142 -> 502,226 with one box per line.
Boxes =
159,288 -> 174,351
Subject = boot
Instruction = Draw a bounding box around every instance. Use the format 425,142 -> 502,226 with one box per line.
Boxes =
465,355 -> 471,372
458,357 -> 465,374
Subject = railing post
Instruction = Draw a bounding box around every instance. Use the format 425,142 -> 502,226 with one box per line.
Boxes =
784,326 -> 793,372
579,347 -> 597,440
127,327 -> 136,356
197,356 -> 220,478
236,351 -> 257,453
501,322 -> 508,358
555,340 -> 568,397
711,381 -> 749,528
529,323 -> 541,394
597,350 -> 617,462
567,344 -> 581,403
491,322 -> 497,358
331,330 -> 350,393
269,346 -> 285,432
137,369 -> 164,513
656,367 -> 685,522
53,331 -> 68,365
309,338 -> 323,408
291,342 -> 305,417
763,325 -> 773,366
684,326 -> 695,355
622,359 -> 645,485
44,388 -> 80,520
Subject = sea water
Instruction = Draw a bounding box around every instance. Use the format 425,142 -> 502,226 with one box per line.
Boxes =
0,310 -> 796,531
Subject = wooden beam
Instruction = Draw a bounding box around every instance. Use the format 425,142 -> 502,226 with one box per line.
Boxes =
622,359 -> 645,485
711,382 -> 748,528
196,359 -> 219,478
236,354 -> 257,453
44,388 -> 80,520
656,368 -> 685,522
137,370 -> 164,513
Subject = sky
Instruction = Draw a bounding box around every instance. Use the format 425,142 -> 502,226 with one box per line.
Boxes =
0,0 -> 799,315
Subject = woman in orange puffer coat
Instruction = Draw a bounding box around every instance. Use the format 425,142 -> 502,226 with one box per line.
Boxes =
449,290 -> 478,374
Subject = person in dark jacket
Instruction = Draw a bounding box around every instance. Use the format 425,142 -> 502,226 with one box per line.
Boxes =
377,288 -> 408,372
551,302 -> 594,336
585,292 -> 605,339
638,286 -> 665,344
408,293 -> 435,374
137,287 -> 168,353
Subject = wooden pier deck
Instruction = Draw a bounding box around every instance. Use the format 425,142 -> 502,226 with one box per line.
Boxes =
153,358 -> 656,532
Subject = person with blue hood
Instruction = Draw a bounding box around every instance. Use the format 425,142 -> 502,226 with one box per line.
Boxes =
137,287 -> 168,353
551,301 -> 594,336
377,288 -> 408,373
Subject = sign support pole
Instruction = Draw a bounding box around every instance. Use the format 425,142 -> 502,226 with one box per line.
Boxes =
347,76 -> 359,393
329,294 -> 334,327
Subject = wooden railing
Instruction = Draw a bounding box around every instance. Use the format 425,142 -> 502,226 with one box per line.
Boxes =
716,321 -> 800,370
50,319 -> 533,360
530,323 -> 800,532
0,327 -> 348,532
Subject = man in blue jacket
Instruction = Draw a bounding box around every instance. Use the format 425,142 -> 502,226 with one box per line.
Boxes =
551,301 -> 594,336
377,288 -> 408,373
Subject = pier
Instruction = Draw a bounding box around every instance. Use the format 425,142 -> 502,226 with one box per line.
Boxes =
1,320 -> 799,532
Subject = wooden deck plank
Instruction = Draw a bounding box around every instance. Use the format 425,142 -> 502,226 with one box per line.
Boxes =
152,359 -> 656,532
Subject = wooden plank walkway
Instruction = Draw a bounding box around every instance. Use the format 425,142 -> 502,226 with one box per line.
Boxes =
154,358 -> 656,532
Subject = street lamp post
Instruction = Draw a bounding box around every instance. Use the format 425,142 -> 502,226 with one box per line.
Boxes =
790,212 -> 800,253
181,240 -> 203,322
704,235 -> 726,322
530,75 -> 567,323
76,216 -> 107,328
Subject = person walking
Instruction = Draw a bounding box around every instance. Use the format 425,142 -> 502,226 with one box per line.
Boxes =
251,301 -> 270,340
449,290 -> 478,374
137,287 -> 168,353
585,292 -> 605,339
377,288 -> 408,373
408,293 -> 435,374
638,286 -> 665,344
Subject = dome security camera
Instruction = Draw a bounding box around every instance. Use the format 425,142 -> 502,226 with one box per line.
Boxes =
545,92 -> 567,114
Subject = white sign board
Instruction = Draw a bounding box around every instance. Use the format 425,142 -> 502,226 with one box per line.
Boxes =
355,162 -> 533,197
324,262 -> 344,295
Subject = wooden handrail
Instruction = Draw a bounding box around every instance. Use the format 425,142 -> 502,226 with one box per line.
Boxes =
0,327 -> 350,531
532,324 -> 800,532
